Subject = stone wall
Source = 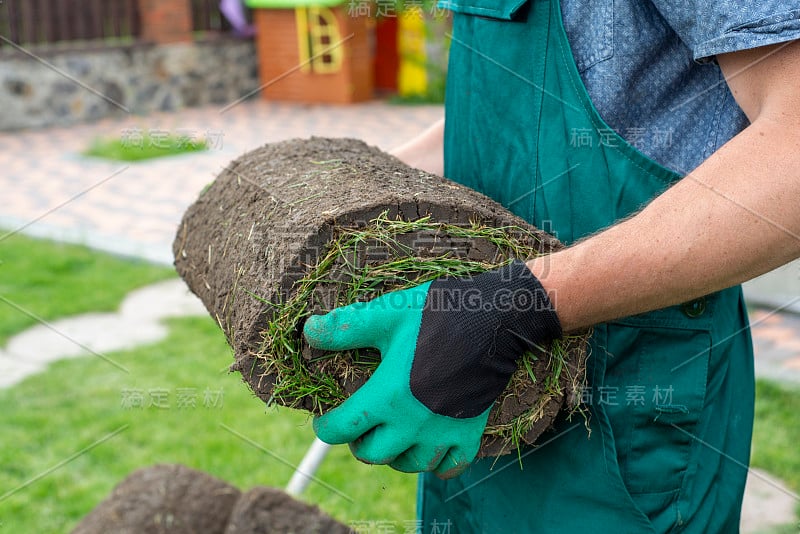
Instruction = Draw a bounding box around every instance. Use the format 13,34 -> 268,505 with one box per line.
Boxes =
0,37 -> 258,131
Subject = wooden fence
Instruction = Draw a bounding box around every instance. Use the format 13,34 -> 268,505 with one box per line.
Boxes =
0,0 -> 235,48
192,0 -> 233,33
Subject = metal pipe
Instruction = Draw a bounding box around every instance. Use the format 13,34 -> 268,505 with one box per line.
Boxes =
286,438 -> 332,496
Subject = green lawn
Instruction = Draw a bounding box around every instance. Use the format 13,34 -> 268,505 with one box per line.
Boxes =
84,135 -> 207,162
750,379 -> 800,532
0,317 -> 416,532
0,234 -> 174,346
751,380 -> 800,493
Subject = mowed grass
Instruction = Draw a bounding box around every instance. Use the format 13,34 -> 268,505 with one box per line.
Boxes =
0,234 -> 174,346
84,135 -> 207,162
751,380 -> 800,495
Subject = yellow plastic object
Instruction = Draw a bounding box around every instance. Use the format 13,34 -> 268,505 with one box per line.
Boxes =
295,6 -> 343,74
398,10 -> 428,96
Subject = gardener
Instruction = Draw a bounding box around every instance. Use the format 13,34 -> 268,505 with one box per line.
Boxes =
303,0 -> 800,531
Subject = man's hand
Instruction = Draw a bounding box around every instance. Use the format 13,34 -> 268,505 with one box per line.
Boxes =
390,118 -> 445,175
303,261 -> 561,478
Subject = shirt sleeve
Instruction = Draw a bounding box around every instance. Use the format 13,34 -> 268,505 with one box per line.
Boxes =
649,1 -> 800,61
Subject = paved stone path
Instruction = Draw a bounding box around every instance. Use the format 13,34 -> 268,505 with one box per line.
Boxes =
1,100 -> 798,532
0,279 -> 206,388
0,100 -> 443,263
750,309 -> 800,384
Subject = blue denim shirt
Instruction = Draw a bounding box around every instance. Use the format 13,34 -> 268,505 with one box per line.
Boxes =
561,1 -> 800,174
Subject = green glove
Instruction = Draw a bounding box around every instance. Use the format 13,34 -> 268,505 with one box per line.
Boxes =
303,260 -> 561,478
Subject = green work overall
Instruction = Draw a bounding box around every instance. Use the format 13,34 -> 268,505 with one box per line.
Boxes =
419,0 -> 755,531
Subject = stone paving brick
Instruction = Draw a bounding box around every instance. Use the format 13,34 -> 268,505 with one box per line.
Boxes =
750,311 -> 800,384
0,100 -> 442,262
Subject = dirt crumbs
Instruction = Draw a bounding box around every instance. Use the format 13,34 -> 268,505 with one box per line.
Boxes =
72,464 -> 351,534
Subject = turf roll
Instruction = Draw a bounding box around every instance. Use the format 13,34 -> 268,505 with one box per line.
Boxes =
173,137 -> 588,456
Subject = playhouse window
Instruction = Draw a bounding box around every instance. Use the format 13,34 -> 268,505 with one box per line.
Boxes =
296,7 -> 343,74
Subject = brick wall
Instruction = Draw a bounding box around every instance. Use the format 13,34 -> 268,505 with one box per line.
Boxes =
138,0 -> 193,43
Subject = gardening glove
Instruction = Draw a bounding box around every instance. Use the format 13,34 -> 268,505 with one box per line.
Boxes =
303,260 -> 562,478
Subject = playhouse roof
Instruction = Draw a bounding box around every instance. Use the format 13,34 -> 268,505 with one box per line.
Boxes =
245,0 -> 346,8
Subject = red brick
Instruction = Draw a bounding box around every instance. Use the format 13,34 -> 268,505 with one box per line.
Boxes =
138,0 -> 193,44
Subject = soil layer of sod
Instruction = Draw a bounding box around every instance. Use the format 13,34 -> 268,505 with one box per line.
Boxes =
74,464 -> 351,533
174,138 -> 588,456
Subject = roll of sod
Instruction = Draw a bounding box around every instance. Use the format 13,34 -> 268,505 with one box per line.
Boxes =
174,137 -> 588,457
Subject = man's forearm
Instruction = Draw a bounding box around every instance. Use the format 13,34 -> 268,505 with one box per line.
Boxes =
527,117 -> 800,331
